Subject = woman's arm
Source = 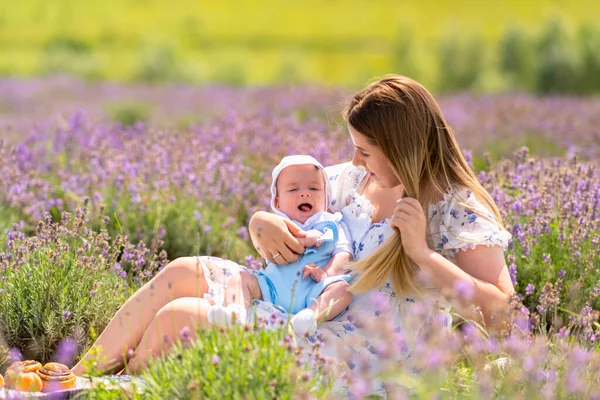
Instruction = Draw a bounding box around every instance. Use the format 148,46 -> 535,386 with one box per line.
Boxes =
248,211 -> 306,264
392,197 -> 514,332
412,245 -> 514,332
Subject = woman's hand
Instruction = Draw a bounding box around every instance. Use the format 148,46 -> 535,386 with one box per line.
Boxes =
390,197 -> 431,263
249,211 -> 306,264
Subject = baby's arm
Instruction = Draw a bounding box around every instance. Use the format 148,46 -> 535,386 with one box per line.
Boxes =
302,251 -> 352,282
322,251 -> 352,277
296,229 -> 323,247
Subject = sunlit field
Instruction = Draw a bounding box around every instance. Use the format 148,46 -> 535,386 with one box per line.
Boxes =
1,1 -> 600,91
0,75 -> 598,397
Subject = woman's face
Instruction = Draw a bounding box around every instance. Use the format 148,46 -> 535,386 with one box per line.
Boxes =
348,124 -> 401,188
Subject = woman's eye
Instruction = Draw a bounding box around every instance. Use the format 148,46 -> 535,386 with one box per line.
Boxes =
361,152 -> 370,157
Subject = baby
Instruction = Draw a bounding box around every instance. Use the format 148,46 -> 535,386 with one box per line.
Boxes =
208,155 -> 353,336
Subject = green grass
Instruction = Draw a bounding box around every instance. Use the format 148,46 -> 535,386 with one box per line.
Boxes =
84,325 -> 333,399
472,133 -> 567,172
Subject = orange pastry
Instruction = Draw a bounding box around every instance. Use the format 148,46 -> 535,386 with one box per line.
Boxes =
14,372 -> 43,392
0,372 -> 4,389
36,362 -> 77,392
4,360 -> 42,389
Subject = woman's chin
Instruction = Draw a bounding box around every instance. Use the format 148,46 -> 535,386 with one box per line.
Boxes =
370,174 -> 387,188
370,173 -> 400,189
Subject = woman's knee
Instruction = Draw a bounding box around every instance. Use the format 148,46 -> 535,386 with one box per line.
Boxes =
158,257 -> 209,297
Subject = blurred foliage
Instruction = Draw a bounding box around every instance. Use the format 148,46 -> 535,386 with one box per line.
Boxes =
105,101 -> 149,127
1,1 -> 600,92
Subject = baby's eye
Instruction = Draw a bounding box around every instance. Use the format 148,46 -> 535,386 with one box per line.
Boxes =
309,187 -> 320,191
288,188 -> 298,192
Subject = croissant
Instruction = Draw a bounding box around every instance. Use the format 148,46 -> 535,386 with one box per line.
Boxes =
4,360 -> 42,389
36,362 -> 76,392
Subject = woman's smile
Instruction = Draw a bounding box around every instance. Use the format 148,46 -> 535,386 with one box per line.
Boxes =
348,124 -> 400,188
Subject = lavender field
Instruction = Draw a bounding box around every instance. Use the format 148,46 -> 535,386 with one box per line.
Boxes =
0,77 -> 599,398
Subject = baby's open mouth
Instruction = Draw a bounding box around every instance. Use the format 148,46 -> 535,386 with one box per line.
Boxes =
298,203 -> 313,212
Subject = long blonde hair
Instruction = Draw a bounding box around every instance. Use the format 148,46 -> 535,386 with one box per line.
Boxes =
345,75 -> 503,296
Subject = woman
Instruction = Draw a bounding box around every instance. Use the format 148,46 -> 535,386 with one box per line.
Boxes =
72,75 -> 514,378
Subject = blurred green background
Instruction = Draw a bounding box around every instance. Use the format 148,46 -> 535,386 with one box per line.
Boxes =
1,0 -> 600,92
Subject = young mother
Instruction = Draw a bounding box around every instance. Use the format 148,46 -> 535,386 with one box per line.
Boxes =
73,75 -> 514,377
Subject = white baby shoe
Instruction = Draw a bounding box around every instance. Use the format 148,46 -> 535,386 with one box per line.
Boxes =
290,309 -> 317,337
207,304 -> 247,327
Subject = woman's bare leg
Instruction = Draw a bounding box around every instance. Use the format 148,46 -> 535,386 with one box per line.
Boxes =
72,257 -> 211,375
126,297 -> 212,373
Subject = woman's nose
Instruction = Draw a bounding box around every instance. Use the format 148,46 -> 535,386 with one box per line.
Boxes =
352,150 -> 363,167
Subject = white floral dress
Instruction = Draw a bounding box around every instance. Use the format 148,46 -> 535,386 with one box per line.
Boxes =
197,162 -> 511,394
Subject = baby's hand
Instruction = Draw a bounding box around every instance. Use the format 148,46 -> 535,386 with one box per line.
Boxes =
297,230 -> 323,247
302,263 -> 327,282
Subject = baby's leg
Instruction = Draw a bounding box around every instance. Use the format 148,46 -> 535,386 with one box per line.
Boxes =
309,281 -> 352,323
209,271 -> 262,326
290,281 -> 352,337
224,270 -> 262,307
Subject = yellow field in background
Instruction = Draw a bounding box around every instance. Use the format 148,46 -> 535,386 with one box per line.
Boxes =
1,0 -> 598,87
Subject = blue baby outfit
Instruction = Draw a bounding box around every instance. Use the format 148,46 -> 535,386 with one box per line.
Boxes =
254,212 -> 351,314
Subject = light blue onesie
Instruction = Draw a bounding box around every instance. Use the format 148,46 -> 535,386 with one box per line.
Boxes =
254,211 -> 352,314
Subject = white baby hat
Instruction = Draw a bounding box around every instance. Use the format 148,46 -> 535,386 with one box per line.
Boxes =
270,155 -> 332,219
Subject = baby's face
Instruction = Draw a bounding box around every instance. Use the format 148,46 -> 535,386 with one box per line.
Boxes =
274,164 -> 326,224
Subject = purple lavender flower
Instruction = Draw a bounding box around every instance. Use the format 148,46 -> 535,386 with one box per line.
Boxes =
349,375 -> 370,398
426,348 -> 444,369
508,263 -> 518,285
525,283 -> 535,295
300,372 -> 311,382
9,347 -> 23,363
566,369 -> 583,394
237,226 -> 249,241
453,279 -> 474,301
179,326 -> 192,341
371,291 -> 389,311
55,338 -> 78,365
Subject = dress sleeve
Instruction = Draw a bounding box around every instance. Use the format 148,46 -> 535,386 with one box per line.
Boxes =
324,162 -> 367,213
332,220 -> 353,258
428,188 -> 512,256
